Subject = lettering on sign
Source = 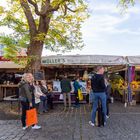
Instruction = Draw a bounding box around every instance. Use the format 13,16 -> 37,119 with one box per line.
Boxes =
42,58 -> 65,64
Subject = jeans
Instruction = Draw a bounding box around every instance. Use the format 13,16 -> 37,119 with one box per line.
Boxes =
39,96 -> 47,112
47,94 -> 53,109
91,92 -> 107,123
106,98 -> 110,116
75,91 -> 79,106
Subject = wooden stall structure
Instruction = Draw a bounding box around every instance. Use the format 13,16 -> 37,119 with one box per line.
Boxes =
41,55 -> 127,103
0,57 -> 24,100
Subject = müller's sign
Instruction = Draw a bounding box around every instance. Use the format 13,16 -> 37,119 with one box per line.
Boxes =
41,58 -> 66,64
41,55 -> 126,65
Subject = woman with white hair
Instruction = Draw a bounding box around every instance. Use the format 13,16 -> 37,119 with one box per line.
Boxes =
19,73 -> 41,130
34,80 -> 48,114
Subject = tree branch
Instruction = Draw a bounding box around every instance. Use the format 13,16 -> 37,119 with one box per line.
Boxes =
28,0 -> 46,16
66,6 -> 77,12
20,0 -> 37,36
48,0 -> 68,12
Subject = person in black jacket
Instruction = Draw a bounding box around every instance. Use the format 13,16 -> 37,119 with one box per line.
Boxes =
89,66 -> 107,127
61,75 -> 72,110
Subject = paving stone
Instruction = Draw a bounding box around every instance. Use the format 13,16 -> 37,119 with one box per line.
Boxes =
0,103 -> 140,140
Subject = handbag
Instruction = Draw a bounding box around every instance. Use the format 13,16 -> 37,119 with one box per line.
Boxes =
26,108 -> 38,127
59,94 -> 63,100
78,89 -> 83,101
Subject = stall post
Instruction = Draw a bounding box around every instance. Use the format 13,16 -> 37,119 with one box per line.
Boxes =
124,65 -> 128,107
127,65 -> 133,104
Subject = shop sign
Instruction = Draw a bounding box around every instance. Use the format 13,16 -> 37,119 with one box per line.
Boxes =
42,58 -> 66,64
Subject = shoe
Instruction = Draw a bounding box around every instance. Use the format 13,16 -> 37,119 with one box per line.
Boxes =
22,126 -> 28,130
106,115 -> 110,119
32,125 -> 41,129
104,122 -> 107,126
89,121 -> 95,127
74,104 -> 80,108
43,110 -> 48,113
38,112 -> 43,115
69,107 -> 74,110
63,107 -> 67,111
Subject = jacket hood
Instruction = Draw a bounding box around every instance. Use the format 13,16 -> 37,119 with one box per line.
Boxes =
18,80 -> 27,88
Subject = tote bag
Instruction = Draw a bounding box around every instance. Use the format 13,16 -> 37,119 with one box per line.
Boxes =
26,108 -> 38,127
78,89 -> 83,101
59,94 -> 63,100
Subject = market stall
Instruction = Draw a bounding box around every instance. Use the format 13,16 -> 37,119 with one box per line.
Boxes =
0,57 -> 24,100
41,55 -> 127,103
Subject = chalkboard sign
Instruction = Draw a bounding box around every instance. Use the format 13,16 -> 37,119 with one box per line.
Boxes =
34,71 -> 44,80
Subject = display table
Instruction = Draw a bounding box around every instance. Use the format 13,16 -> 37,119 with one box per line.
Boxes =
132,89 -> 140,102
113,88 -> 140,103
52,92 -> 87,103
0,84 -> 18,100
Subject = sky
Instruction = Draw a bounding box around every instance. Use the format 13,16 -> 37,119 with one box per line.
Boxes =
43,0 -> 140,56
0,0 -> 140,56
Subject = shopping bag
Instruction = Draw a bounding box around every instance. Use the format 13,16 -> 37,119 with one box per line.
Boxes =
78,89 -> 83,101
59,94 -> 63,100
26,108 -> 38,127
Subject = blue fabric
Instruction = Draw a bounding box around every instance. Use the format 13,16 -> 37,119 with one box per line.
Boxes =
39,96 -> 48,112
91,92 -> 107,123
40,96 -> 47,101
73,81 -> 81,92
89,90 -> 94,103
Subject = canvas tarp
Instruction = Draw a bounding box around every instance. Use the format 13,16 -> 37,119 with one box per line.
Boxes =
0,61 -> 24,69
127,56 -> 140,66
41,55 -> 126,66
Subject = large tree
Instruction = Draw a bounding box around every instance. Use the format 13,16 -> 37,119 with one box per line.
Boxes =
0,0 -> 88,71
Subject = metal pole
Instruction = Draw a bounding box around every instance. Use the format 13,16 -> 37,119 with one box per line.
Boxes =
124,65 -> 128,107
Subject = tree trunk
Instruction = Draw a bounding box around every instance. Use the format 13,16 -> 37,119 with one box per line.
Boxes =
25,40 -> 44,72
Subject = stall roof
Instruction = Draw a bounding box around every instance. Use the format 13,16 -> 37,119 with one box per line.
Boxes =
0,61 -> 24,69
127,56 -> 140,66
41,55 -> 126,66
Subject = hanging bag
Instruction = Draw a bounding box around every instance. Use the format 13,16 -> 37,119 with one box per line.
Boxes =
59,93 -> 63,100
78,89 -> 83,101
26,108 -> 38,127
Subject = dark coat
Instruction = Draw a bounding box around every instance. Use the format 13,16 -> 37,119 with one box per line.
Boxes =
40,85 -> 48,95
60,78 -> 71,93
18,80 -> 32,103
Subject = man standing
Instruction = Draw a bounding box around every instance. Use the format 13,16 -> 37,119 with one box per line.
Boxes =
89,66 -> 107,127
60,75 -> 72,110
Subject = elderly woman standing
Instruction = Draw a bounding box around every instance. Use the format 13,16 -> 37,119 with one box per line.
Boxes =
19,73 -> 41,130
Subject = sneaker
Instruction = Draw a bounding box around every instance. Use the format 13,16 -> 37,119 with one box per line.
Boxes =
63,107 -> 67,111
32,125 -> 41,129
89,121 -> 95,127
104,122 -> 107,126
106,115 -> 110,119
22,126 -> 28,130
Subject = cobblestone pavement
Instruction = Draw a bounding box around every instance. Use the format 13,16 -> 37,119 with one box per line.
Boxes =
0,103 -> 140,140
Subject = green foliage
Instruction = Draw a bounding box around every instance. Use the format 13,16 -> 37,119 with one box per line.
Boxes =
0,0 -> 89,66
119,0 -> 135,8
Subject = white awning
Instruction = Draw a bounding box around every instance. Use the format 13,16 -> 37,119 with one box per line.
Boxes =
127,56 -> 140,66
0,61 -> 24,69
42,55 -> 126,66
